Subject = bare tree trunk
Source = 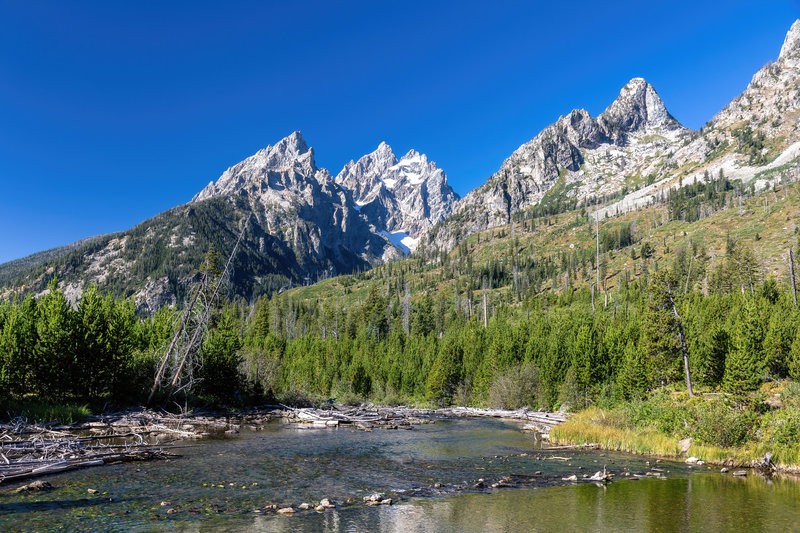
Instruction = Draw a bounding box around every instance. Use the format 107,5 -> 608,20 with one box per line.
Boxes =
147,285 -> 201,406
595,209 -> 600,296
482,278 -> 488,328
791,248 -> 797,308
667,285 -> 694,397
402,282 -> 411,335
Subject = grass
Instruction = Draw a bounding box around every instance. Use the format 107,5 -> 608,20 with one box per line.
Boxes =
552,402 -> 800,473
286,176 -> 800,312
1,399 -> 91,424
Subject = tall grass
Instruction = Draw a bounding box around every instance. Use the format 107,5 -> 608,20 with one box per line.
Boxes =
1,399 -> 91,424
551,406 -> 800,470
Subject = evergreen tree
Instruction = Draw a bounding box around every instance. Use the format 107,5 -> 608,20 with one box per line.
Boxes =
724,298 -> 765,393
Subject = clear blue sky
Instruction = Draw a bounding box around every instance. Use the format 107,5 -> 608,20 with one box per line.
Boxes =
1,1 -> 799,263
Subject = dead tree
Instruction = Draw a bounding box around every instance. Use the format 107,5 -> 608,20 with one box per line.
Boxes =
148,218 -> 249,406
666,283 -> 694,397
790,248 -> 797,308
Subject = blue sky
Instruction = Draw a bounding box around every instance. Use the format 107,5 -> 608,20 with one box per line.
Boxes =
1,1 -> 798,263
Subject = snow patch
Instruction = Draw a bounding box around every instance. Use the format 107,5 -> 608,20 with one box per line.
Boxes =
379,230 -> 417,254
383,178 -> 397,189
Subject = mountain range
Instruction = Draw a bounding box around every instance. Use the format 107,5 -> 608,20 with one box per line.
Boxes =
2,19 -> 799,312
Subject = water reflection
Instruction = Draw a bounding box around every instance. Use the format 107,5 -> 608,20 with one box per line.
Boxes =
242,475 -> 800,533
1,418 -> 798,532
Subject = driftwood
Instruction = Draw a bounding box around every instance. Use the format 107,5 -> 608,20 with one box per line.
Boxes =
0,404 -> 570,484
281,405 -> 569,431
0,412 -> 199,485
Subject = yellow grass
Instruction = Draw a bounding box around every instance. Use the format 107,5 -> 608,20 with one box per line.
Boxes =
551,407 -> 800,470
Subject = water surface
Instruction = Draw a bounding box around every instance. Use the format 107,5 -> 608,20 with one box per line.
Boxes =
1,418 -> 797,532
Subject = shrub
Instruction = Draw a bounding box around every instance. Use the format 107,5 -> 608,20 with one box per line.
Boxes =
487,362 -> 542,409
689,399 -> 755,447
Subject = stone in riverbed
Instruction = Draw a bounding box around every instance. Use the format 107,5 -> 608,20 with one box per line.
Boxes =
87,488 -> 99,494
320,498 -> 335,508
732,470 -> 748,477
562,475 -> 578,481
363,493 -> 384,503
277,507 -> 296,514
720,467 -> 730,473
298,503 -> 310,510
15,481 -> 54,493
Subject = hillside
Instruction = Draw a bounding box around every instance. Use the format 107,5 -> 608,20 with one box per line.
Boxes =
0,133 -> 457,312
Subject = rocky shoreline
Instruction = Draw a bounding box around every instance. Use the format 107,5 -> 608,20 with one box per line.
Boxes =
0,404 -> 569,486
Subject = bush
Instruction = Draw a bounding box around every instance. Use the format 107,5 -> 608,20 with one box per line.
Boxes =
761,408 -> 800,447
689,399 -> 756,447
487,362 -> 542,409
623,391 -> 691,436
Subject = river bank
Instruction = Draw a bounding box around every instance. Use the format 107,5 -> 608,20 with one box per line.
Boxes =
0,404 -> 569,486
0,417 -> 719,531
551,400 -> 800,476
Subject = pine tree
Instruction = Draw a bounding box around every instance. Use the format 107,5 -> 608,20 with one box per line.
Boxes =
723,298 -> 764,393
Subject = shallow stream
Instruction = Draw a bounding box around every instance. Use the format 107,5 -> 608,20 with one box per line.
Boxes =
2,418 -> 798,532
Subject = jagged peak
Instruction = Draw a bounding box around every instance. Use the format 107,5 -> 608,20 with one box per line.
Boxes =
601,77 -> 681,132
779,19 -> 800,60
399,149 -> 426,163
257,131 -> 310,160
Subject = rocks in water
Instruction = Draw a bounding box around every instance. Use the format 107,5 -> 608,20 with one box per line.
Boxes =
732,470 -> 748,477
298,503 -> 311,510
15,480 -> 53,493
685,457 -> 704,465
319,498 -> 336,509
277,507 -> 296,514
754,452 -> 777,474
87,488 -> 99,494
562,475 -> 578,482
472,479 -> 486,488
315,505 -> 325,512
364,493 -> 385,503
160,501 -> 171,506
588,468 -> 611,482
720,467 -> 730,473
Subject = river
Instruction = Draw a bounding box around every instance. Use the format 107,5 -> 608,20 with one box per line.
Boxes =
2,418 -> 798,532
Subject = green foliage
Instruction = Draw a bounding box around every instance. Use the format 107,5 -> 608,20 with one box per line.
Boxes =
486,361 -> 541,409
198,307 -> 244,404
724,298 -> 765,393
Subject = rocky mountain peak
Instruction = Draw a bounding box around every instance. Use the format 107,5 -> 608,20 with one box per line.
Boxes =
253,130 -> 315,172
192,131 -> 320,202
779,19 -> 800,62
601,78 -> 680,134
334,144 -> 459,246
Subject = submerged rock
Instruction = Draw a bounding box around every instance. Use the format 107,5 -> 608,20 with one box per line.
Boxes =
15,481 -> 53,493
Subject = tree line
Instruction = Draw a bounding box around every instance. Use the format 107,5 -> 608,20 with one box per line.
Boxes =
2,231 -> 799,412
